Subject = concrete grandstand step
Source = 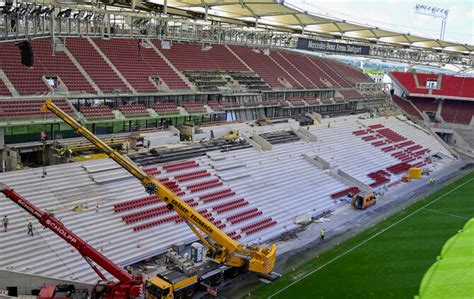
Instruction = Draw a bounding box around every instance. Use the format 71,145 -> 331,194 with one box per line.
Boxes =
86,37 -> 136,94
0,68 -> 18,96
146,40 -> 195,90
63,46 -> 102,94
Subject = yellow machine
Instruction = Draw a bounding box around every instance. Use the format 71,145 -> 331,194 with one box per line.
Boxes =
402,167 -> 422,182
41,99 -> 276,299
351,193 -> 376,210
408,167 -> 422,179
222,130 -> 240,142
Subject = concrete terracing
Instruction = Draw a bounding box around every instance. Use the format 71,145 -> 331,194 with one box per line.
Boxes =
0,114 -> 457,287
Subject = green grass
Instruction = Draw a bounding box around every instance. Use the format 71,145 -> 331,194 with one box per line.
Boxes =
253,172 -> 474,299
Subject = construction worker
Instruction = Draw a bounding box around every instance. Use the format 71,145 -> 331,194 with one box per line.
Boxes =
3,215 -> 8,232
27,221 -> 34,236
320,228 -> 325,241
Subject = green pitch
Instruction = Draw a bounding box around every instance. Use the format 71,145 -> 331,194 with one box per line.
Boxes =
253,171 -> 474,299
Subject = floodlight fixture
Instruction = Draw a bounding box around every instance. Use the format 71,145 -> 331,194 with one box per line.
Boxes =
414,3 -> 449,40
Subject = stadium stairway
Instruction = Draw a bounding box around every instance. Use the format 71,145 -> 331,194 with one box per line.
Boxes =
318,59 -> 352,87
307,57 -> 341,87
0,69 -> 16,96
265,53 -> 304,89
147,40 -> 194,90
86,37 -> 137,94
62,45 -> 102,94
65,37 -> 132,94
271,51 -> 315,88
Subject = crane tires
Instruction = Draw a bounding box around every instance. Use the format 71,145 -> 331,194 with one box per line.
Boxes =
229,267 -> 240,278
213,274 -> 223,285
185,288 -> 194,298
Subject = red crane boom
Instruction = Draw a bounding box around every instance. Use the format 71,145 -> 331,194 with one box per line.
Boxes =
0,183 -> 144,298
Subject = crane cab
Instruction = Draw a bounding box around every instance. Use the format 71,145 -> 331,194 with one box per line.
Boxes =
146,270 -> 198,299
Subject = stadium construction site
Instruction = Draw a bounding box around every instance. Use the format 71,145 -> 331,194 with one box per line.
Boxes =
1,109 -> 473,299
0,0 -> 473,298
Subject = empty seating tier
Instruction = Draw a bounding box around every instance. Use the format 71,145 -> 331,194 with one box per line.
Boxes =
65,37 -> 130,93
213,199 -> 247,213
143,167 -> 161,176
124,200 -> 198,224
175,170 -> 211,182
339,89 -> 362,100
182,102 -> 206,114
80,106 -> 115,120
163,160 -> 199,172
281,52 -> 328,88
391,72 -> 474,98
376,128 -> 407,143
441,100 -> 474,125
392,95 -> 433,121
303,96 -> 319,106
199,188 -> 234,201
327,59 -> 372,86
0,41 -> 56,95
409,97 -> 439,113
386,162 -> 411,174
228,210 -> 263,225
331,187 -> 360,199
229,45 -> 299,88
240,217 -> 275,233
270,51 -> 313,88
187,180 -> 223,193
0,114 -> 454,283
287,98 -> 306,107
207,101 -> 224,111
114,195 -> 161,213
30,39 -> 95,94
0,39 -> 95,95
139,45 -> 189,90
118,104 -> 149,118
159,43 -> 248,72
313,58 -> 352,87
0,80 -> 11,96
93,38 -> 159,92
0,99 -> 75,120
153,103 -> 179,115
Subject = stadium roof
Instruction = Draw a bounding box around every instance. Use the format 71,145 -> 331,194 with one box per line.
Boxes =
156,0 -> 473,54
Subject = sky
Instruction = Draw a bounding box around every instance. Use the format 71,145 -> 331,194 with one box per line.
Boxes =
287,0 -> 473,45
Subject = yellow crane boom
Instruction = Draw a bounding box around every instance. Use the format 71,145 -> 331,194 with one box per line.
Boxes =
41,99 -> 276,274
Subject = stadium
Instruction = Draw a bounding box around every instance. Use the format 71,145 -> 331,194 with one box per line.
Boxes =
0,0 -> 472,298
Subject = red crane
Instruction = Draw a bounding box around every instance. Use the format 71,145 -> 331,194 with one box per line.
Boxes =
0,183 -> 144,298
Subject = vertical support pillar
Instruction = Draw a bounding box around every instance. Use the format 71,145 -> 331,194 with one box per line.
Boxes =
50,8 -> 56,42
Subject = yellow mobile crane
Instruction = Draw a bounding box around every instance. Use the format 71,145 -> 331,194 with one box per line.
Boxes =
41,99 -> 276,298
